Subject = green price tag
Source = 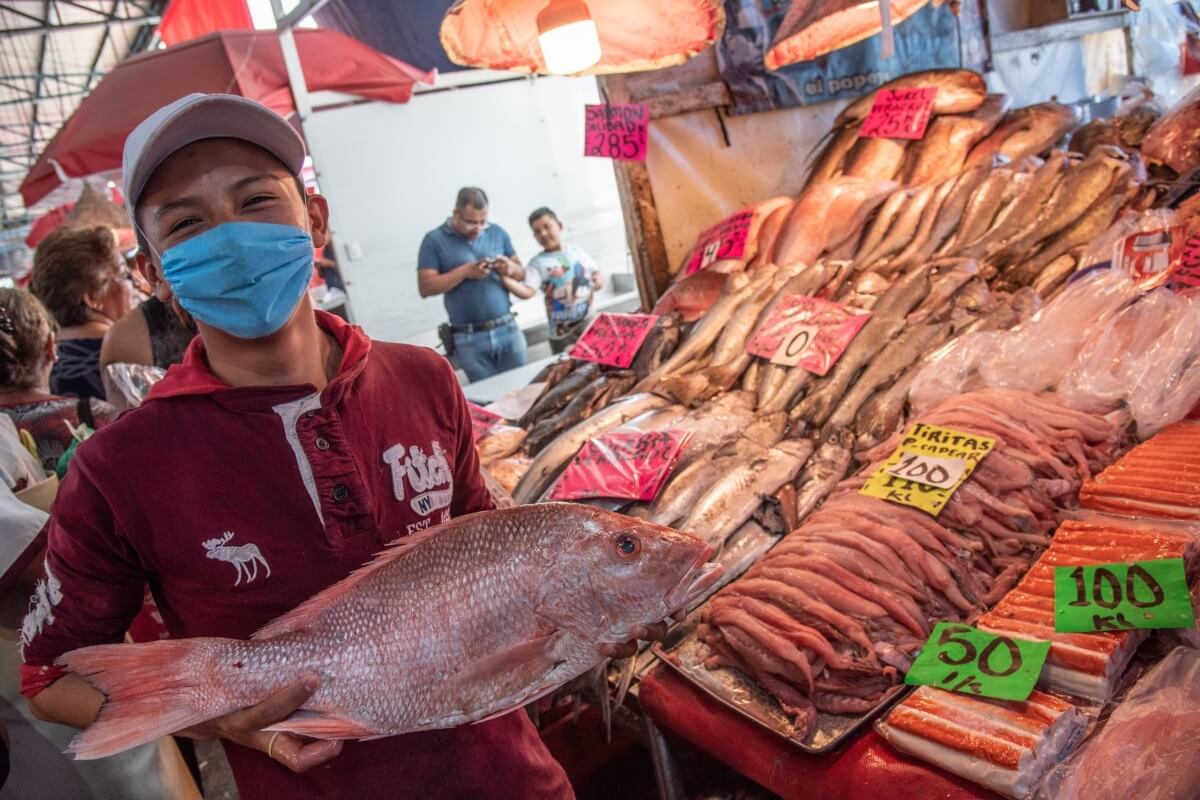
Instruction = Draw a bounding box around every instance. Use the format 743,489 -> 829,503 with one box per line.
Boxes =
905,622 -> 1050,701
1054,558 -> 1195,633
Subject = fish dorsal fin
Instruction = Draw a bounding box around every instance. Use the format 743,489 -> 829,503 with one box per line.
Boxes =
251,511 -> 486,641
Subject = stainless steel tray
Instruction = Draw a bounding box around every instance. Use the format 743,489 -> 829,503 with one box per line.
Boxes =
652,611 -> 911,755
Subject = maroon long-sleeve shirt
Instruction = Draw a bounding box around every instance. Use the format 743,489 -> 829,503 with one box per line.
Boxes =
21,311 -> 572,799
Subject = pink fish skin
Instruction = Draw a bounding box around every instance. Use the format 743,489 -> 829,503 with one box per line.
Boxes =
60,504 -> 721,760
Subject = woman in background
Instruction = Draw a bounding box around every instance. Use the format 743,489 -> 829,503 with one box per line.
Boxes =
29,226 -> 134,401
0,288 -> 115,474
526,208 -> 604,354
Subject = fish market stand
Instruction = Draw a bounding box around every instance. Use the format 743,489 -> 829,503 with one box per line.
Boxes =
468,3 -> 1200,799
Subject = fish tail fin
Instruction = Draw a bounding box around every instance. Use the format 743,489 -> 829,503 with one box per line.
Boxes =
59,639 -> 226,760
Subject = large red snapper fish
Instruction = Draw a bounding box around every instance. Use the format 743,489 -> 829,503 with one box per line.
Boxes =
60,504 -> 722,759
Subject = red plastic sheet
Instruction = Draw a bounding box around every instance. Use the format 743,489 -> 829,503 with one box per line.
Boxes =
20,30 -> 433,207
638,665 -> 1001,800
160,0 -> 254,46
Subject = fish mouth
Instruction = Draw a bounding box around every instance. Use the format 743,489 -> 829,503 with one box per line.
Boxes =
665,548 -> 724,611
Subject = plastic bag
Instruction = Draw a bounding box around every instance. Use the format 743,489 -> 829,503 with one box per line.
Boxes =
547,428 -> 691,502
1126,293 -> 1200,437
1058,288 -> 1187,413
476,424 -> 527,464
908,269 -> 1139,411
1143,83 -> 1200,175
105,363 -> 166,409
1038,646 -> 1200,800
1132,0 -> 1200,109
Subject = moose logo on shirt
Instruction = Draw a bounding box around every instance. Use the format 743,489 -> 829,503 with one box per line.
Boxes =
202,531 -> 271,586
383,440 -> 453,517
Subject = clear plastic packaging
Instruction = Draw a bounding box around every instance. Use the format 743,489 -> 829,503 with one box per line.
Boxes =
1038,646 -> 1200,800
104,363 -> 166,409
1143,84 -> 1200,175
909,268 -> 1139,410
1057,288 -> 1186,413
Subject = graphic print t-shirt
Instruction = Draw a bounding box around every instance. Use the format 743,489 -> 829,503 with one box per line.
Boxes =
527,245 -> 597,332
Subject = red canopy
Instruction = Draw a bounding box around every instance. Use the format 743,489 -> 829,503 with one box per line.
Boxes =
21,29 -> 434,207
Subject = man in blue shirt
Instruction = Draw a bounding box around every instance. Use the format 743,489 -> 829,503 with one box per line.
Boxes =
418,188 -> 530,381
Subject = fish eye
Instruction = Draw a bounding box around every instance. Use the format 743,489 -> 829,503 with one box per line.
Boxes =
615,535 -> 640,558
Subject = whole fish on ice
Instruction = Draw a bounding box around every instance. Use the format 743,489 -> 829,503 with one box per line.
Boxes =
59,504 -> 722,759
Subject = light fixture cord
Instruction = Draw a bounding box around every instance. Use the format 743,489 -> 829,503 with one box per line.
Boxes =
880,1 -> 895,59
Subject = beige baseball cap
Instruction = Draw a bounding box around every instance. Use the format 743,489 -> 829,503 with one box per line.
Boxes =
122,93 -> 307,213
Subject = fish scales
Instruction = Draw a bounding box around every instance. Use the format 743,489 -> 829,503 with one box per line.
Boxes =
59,505 -> 722,759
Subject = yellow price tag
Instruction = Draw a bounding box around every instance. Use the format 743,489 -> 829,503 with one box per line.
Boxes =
860,423 -> 995,515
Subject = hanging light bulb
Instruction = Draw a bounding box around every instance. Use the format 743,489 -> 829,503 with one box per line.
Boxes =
536,0 -> 602,74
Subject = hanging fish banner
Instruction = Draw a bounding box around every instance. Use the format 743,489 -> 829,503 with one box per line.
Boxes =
716,0 -> 971,115
549,429 -> 693,501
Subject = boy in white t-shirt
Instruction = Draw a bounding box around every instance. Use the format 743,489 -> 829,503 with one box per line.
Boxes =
525,208 -> 604,353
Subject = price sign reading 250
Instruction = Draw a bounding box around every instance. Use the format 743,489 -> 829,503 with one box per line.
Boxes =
1054,558 -> 1195,632
905,623 -> 1050,701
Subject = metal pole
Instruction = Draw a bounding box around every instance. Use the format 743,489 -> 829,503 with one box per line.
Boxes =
269,0 -> 354,321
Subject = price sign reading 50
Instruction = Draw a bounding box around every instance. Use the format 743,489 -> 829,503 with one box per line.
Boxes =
1054,558 -> 1195,632
905,623 -> 1050,701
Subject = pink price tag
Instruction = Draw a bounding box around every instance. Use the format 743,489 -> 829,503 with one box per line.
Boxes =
1114,226 -> 1185,290
549,429 -> 692,502
467,402 -> 504,442
685,210 -> 756,274
584,104 -> 648,162
745,295 -> 871,376
1173,232 -> 1200,294
859,87 -> 938,140
569,312 -> 659,369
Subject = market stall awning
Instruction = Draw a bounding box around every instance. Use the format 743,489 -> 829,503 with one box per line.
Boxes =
20,28 -> 434,208
438,0 -> 725,75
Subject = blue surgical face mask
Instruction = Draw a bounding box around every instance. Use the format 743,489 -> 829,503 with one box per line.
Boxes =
160,221 -> 314,339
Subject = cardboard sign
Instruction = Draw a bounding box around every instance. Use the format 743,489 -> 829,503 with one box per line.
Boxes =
860,423 -> 995,515
584,104 -> 649,162
745,295 -> 871,376
1114,226 -> 1185,290
1054,558 -> 1195,633
467,403 -> 504,442
885,452 -> 966,490
906,623 -> 1050,701
859,87 -> 938,140
569,312 -> 659,369
549,429 -> 691,502
685,211 -> 756,274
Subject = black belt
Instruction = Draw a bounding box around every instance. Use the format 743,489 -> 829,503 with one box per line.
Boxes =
451,313 -> 514,334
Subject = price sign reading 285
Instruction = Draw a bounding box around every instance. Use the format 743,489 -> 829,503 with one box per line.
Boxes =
905,623 -> 1050,701
1054,558 -> 1195,632
583,104 -> 648,162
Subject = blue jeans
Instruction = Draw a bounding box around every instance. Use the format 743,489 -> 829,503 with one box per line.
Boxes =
454,319 -> 528,382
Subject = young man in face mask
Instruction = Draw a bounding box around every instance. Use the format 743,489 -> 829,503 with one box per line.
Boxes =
19,95 -> 661,799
